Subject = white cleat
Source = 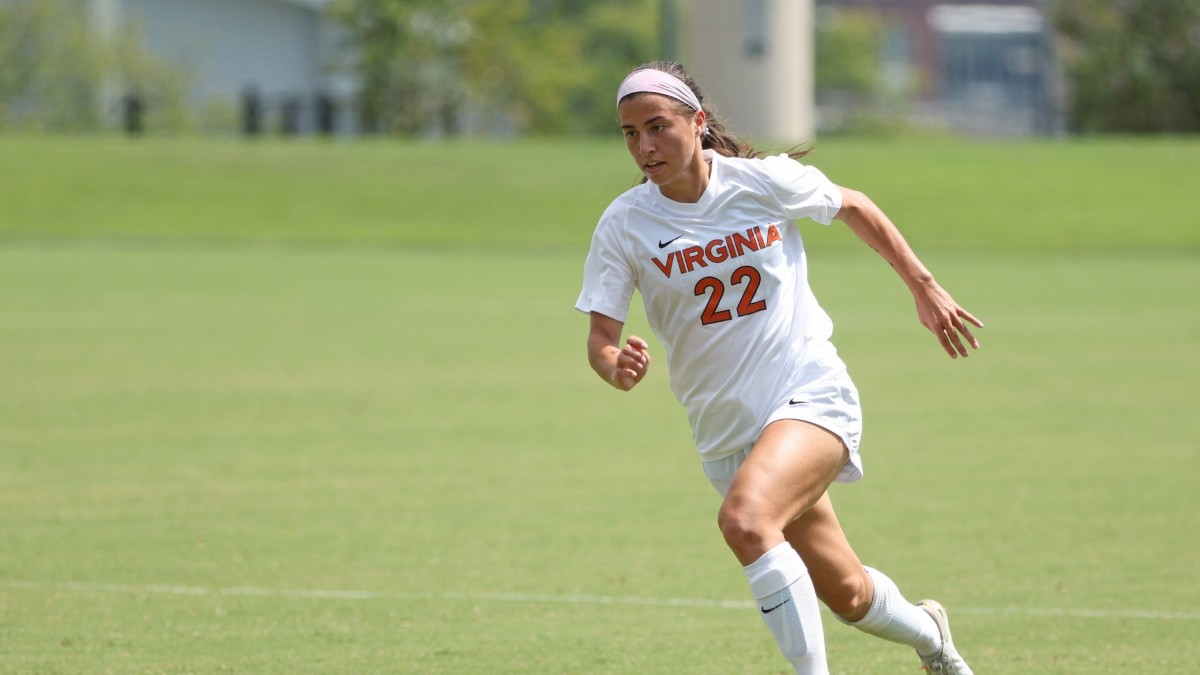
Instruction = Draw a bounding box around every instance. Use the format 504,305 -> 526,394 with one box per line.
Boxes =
916,599 -> 974,674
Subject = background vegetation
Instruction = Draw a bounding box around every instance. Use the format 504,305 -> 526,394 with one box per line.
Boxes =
4,0 -> 1198,134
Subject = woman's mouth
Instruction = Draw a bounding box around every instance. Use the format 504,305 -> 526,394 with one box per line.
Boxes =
643,160 -> 666,175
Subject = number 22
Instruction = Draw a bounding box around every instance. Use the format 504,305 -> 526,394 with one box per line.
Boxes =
694,265 -> 767,325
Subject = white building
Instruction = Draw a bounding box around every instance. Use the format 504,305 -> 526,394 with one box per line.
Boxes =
812,0 -> 1062,136
87,0 -> 358,133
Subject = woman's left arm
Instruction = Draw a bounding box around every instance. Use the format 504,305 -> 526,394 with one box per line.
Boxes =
834,186 -> 984,359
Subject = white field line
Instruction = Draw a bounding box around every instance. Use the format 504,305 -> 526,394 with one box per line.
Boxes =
4,580 -> 1199,622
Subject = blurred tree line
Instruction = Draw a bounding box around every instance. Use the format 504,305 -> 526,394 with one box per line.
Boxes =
1054,0 -> 1200,133
813,8 -> 901,133
815,9 -> 884,98
0,0 -> 185,132
331,0 -> 660,135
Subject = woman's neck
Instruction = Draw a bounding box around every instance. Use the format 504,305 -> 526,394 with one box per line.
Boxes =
659,151 -> 712,203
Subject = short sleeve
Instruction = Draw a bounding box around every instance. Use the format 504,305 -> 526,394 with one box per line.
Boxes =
574,216 -> 636,323
760,154 -> 843,225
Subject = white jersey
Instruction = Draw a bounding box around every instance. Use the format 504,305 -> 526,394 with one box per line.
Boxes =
576,150 -> 848,461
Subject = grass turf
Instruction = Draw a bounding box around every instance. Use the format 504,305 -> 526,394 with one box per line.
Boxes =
1,135 -> 1197,673
0,135 -> 1196,254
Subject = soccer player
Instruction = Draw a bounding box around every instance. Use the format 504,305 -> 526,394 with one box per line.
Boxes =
576,61 -> 981,674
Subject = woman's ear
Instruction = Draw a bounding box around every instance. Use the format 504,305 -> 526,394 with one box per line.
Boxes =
695,109 -> 708,138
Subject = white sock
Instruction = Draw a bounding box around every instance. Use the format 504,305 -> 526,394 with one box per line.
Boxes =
743,542 -> 828,675
841,566 -> 942,657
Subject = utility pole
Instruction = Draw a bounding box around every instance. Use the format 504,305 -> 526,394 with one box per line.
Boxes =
687,0 -> 815,144
661,0 -> 680,62
88,0 -> 124,130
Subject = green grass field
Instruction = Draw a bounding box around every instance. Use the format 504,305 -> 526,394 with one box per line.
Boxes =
1,136 -> 1198,673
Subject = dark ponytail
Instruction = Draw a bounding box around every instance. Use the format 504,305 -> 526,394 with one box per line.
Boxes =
622,60 -> 810,162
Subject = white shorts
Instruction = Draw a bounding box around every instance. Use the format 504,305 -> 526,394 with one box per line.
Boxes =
702,377 -> 864,497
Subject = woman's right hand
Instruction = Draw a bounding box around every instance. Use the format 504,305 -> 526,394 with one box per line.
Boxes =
587,312 -> 651,391
610,335 -> 651,390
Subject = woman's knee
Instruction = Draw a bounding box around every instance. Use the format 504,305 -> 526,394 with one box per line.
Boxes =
716,496 -> 776,561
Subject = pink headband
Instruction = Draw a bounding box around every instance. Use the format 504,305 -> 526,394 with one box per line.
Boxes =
616,69 -> 703,113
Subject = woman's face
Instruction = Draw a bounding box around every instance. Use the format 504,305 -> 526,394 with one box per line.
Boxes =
618,94 -> 706,201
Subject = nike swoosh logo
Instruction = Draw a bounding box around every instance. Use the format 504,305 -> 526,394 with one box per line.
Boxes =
761,598 -> 791,614
658,235 -> 684,249
788,398 -> 807,406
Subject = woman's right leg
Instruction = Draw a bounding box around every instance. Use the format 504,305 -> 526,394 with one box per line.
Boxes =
782,493 -> 873,620
786,493 -> 973,673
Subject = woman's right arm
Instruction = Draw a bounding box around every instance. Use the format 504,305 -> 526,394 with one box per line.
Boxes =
587,312 -> 651,391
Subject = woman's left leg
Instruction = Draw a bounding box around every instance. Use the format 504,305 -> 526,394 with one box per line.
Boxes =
718,420 -> 848,565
